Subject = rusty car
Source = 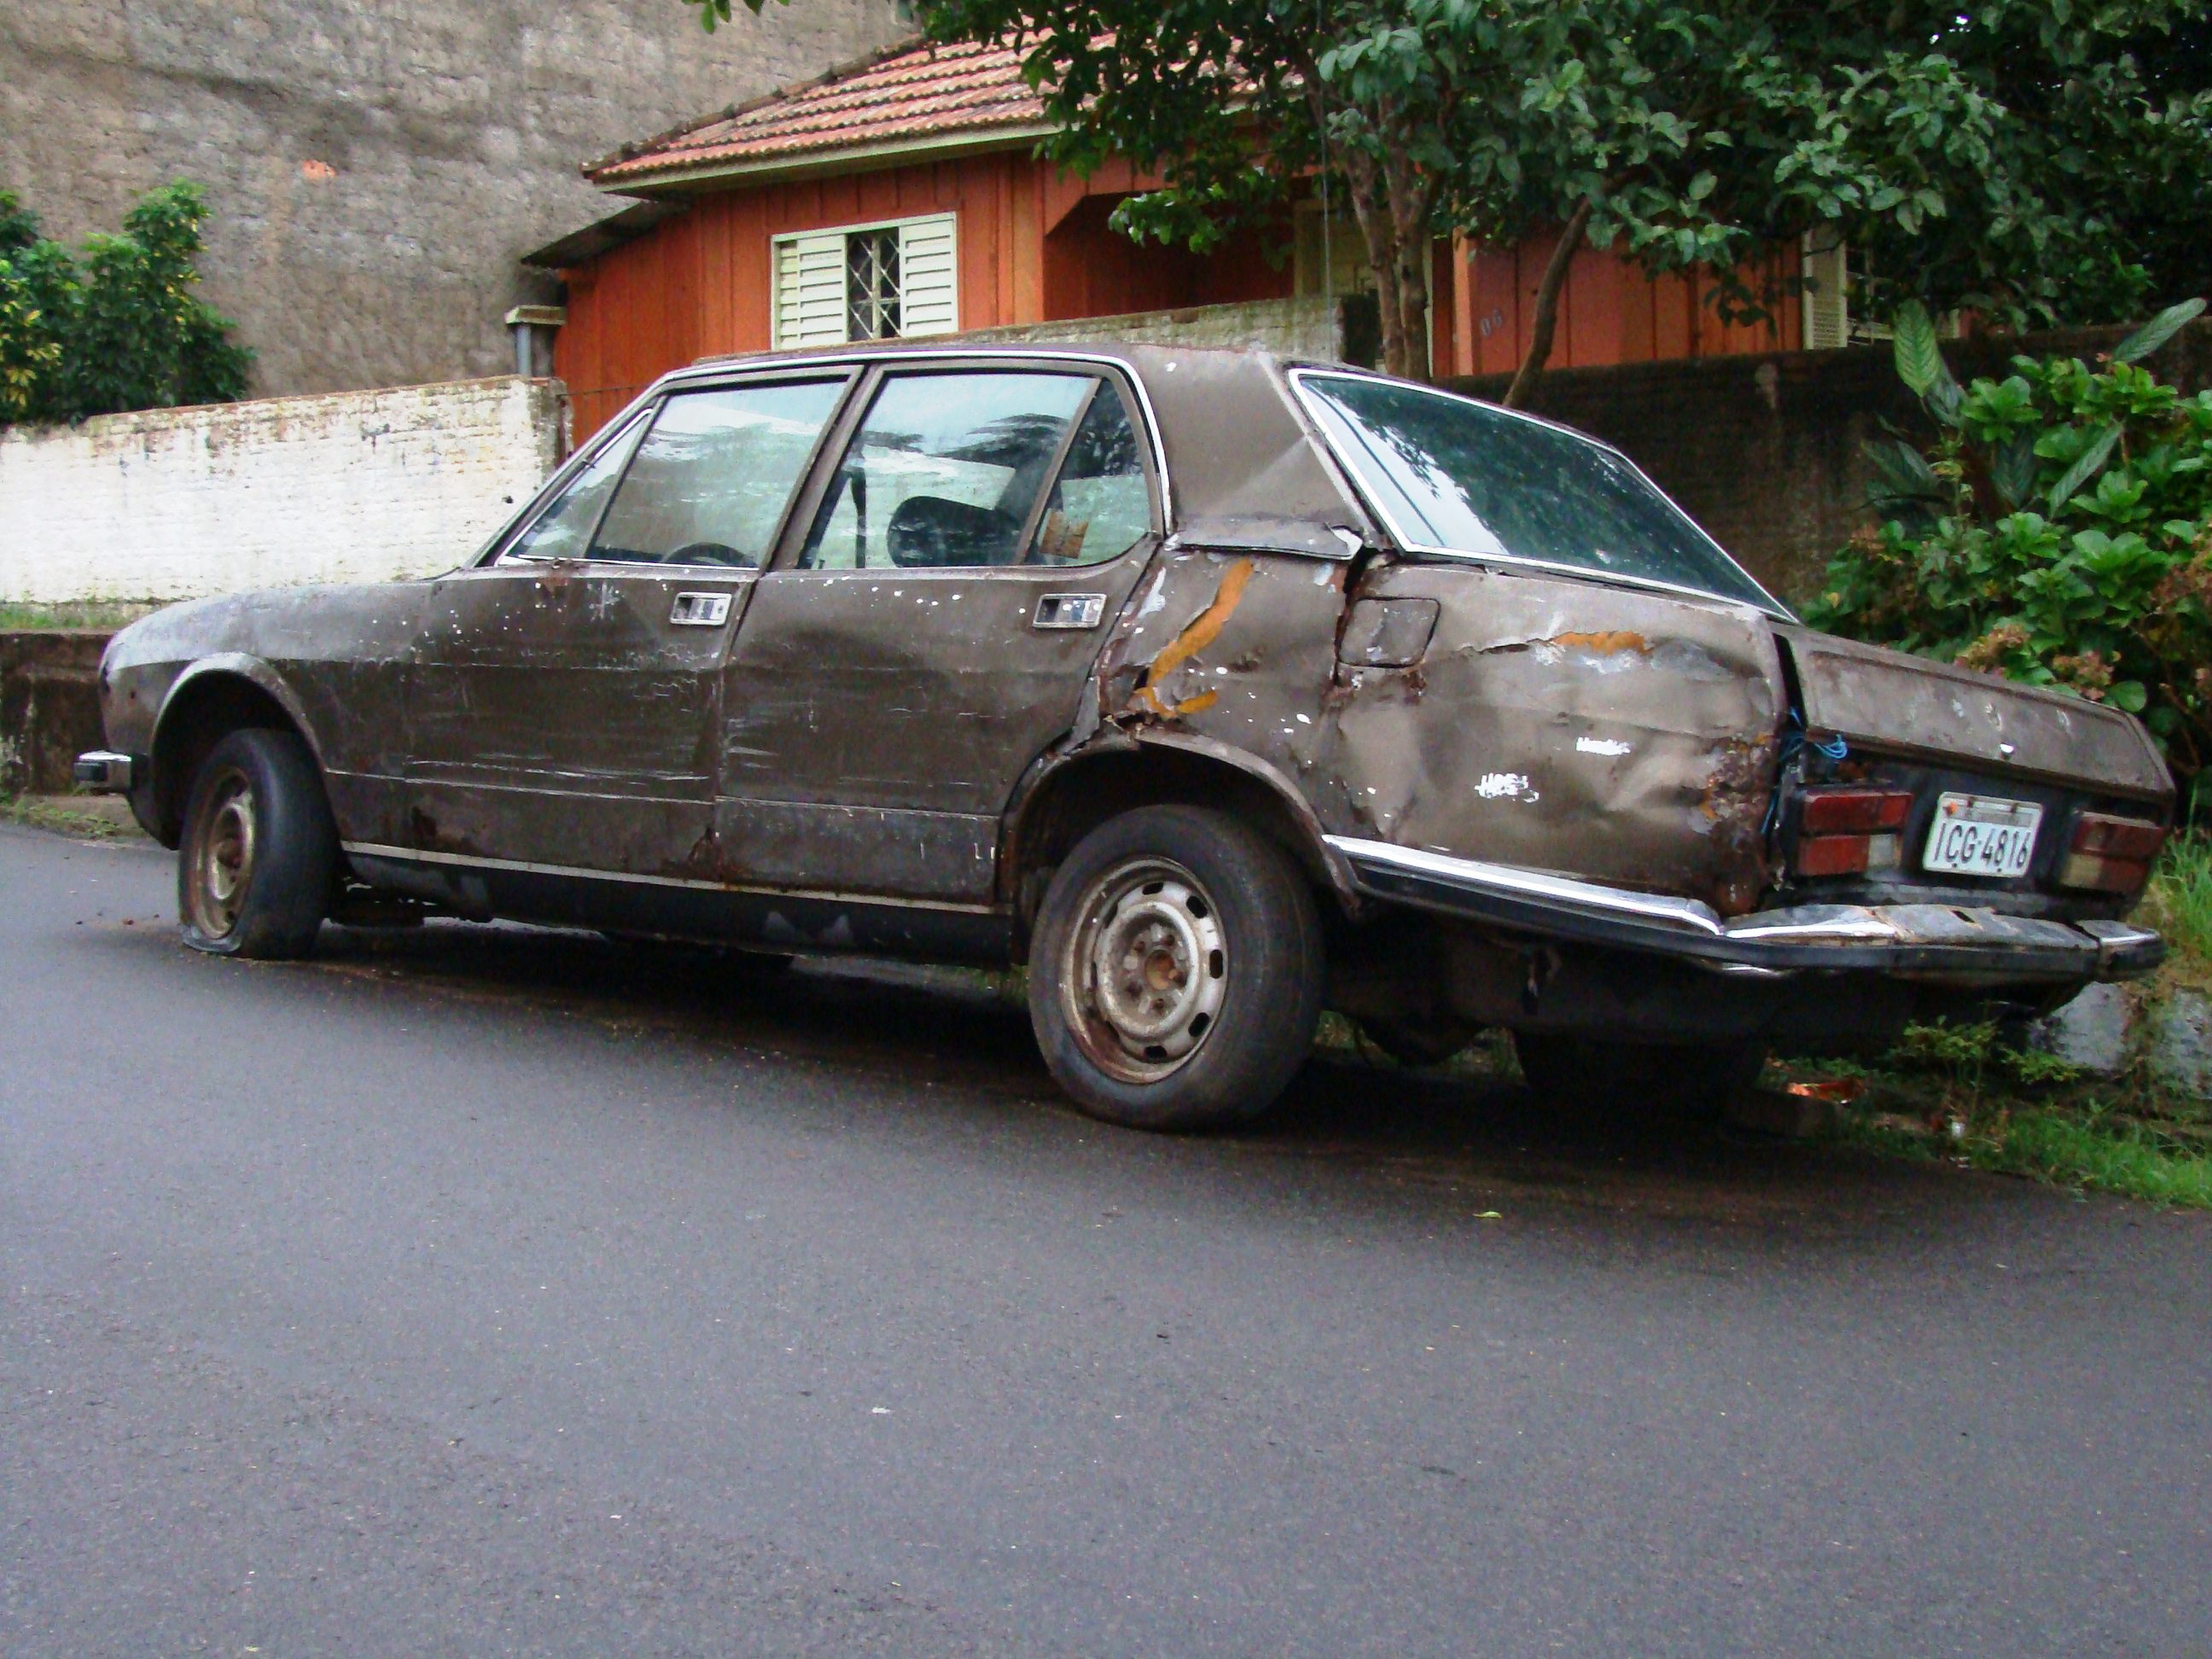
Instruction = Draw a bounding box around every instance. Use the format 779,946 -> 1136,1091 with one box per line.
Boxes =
79,343 -> 2173,1129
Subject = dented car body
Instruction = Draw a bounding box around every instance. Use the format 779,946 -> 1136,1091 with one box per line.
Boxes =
84,343 -> 2173,1126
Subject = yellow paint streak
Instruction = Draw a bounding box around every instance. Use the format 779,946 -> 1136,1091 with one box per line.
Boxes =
1136,558 -> 1256,717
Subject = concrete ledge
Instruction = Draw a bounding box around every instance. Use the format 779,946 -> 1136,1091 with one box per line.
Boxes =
0,631 -> 110,795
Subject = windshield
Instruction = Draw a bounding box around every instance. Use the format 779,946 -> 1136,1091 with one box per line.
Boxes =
1295,372 -> 1783,614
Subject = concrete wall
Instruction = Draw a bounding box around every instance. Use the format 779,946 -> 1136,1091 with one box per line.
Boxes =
0,631 -> 106,795
0,0 -> 909,398
0,377 -> 563,605
959,294 -> 1380,367
1450,318 -> 2212,604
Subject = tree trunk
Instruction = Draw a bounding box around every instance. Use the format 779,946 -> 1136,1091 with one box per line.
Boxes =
1502,198 -> 1596,409
1338,147 -> 1409,378
1378,129 -> 1434,382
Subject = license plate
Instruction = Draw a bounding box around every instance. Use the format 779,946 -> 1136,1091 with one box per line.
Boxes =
1922,793 -> 2042,879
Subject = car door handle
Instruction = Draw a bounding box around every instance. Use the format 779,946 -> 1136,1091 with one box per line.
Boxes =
1034,592 -> 1106,630
670,591 -> 732,627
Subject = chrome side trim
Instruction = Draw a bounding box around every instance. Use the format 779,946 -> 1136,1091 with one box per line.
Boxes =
341,841 -> 1001,915
1325,837 -> 1725,934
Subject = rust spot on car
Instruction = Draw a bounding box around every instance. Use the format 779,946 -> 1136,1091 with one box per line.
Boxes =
1549,630 -> 1651,656
1132,557 -> 1256,719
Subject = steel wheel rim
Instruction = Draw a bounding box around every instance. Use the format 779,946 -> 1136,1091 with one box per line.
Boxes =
188,769 -> 256,940
1061,856 -> 1229,1085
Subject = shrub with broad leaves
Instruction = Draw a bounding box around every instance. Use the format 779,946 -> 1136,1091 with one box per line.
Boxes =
0,181 -> 251,428
1805,298 -> 2210,806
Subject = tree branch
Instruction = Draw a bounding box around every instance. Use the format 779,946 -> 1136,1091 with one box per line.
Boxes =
1502,197 -> 1596,409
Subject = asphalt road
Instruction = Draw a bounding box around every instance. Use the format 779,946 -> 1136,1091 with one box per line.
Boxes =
3,822 -> 2208,1656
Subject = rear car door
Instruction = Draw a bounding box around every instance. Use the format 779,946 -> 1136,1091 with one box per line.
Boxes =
401,371 -> 852,875
716,364 -> 1161,902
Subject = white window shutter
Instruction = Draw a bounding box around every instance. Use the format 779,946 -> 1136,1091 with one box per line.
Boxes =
897,214 -> 958,337
1802,233 -> 1849,352
773,231 -> 847,348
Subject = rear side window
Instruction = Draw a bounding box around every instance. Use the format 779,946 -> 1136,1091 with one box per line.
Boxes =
1034,381 -> 1153,566
588,380 -> 847,568
799,371 -> 1103,570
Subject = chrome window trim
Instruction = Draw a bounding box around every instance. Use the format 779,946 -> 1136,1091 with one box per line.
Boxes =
1285,367 -> 1796,622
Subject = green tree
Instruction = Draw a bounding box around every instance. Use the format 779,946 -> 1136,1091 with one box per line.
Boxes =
0,182 -> 251,427
686,1 -> 2212,392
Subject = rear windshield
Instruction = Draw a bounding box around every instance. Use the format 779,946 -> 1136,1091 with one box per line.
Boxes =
1295,372 -> 1782,614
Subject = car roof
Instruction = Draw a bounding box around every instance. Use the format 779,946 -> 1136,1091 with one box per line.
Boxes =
667,340 -> 1380,556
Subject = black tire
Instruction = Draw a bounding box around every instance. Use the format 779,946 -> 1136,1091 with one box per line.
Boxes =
177,726 -> 338,959
1028,805 -> 1325,1132
1513,1032 -> 1766,1121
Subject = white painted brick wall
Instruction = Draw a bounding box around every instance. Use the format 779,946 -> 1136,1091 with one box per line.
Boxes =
958,295 -> 1353,361
0,377 -> 566,603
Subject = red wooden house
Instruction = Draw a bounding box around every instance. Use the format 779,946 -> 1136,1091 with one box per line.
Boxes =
535,38 -> 1808,443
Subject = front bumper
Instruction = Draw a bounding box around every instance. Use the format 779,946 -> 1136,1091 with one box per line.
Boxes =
73,751 -> 137,795
1330,836 -> 2163,982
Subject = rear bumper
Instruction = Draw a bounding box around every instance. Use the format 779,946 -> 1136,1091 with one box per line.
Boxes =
1330,836 -> 2163,982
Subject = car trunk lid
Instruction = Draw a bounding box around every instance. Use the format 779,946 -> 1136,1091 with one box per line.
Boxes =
1778,627 -> 2173,805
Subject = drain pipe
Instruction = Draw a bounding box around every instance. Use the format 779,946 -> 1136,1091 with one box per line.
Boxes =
504,305 -> 567,377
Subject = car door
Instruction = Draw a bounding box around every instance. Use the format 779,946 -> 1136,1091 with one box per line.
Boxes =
717,364 -> 1161,903
403,371 -> 853,876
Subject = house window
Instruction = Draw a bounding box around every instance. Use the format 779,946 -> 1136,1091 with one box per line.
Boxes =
773,214 -> 958,349
1802,231 -> 1960,350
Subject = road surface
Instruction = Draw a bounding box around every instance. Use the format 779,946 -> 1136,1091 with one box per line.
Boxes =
3,822 -> 2206,1655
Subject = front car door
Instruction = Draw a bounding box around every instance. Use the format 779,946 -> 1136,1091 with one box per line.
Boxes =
717,362 -> 1161,903
393,370 -> 852,880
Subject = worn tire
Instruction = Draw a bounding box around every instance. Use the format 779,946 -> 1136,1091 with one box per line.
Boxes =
1513,1032 -> 1766,1120
1028,805 -> 1325,1132
178,727 -> 337,959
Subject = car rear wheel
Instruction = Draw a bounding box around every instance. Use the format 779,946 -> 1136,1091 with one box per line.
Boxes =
178,727 -> 337,959
1513,1032 -> 1766,1120
1028,806 -> 1324,1132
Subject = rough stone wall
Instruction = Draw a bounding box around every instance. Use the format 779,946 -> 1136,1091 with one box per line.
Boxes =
0,632 -> 107,795
0,377 -> 564,604
1450,319 -> 2212,603
0,0 -> 908,398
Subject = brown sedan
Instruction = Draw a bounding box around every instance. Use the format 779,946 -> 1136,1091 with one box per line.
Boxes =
79,344 -> 2172,1129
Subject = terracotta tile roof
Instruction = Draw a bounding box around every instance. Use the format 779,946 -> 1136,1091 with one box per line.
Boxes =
588,38 -> 1048,187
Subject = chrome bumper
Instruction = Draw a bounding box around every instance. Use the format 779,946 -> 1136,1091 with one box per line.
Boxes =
73,751 -> 136,794
1329,836 -> 2164,981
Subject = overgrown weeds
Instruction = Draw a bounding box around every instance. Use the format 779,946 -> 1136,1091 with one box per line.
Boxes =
0,599 -> 157,632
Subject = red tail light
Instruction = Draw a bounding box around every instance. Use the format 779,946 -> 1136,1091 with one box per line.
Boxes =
2060,812 -> 2167,893
1793,789 -> 1914,878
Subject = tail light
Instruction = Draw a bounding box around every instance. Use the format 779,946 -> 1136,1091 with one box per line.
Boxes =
1792,788 -> 1913,878
2059,812 -> 2167,893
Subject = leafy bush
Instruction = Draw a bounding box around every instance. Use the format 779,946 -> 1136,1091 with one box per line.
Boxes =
1803,298 -> 2209,804
0,182 -> 251,427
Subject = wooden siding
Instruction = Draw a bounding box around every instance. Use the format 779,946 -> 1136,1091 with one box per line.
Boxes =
556,148 -> 1807,443
1446,228 -> 1802,380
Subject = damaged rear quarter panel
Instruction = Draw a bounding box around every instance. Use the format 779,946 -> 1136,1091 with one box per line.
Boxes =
1321,563 -> 1786,914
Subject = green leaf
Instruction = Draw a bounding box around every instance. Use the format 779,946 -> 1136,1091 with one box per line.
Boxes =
2110,299 -> 2205,365
2046,424 -> 2122,515
1892,301 -> 1959,416
2108,681 -> 2147,714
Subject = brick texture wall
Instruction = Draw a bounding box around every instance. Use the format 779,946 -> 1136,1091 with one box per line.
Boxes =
1451,319 -> 2212,602
0,377 -> 564,605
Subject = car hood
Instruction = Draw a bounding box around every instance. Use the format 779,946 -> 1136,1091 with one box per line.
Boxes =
1778,626 -> 2174,806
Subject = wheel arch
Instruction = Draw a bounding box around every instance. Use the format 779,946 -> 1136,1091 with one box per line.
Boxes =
148,657 -> 324,847
1001,731 -> 1359,960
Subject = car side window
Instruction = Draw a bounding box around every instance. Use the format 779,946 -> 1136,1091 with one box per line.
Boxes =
797,371 -> 1094,570
1032,379 -> 1153,566
503,414 -> 643,563
589,380 -> 847,568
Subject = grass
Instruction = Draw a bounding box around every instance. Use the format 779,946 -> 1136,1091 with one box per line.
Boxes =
0,599 -> 160,632
0,793 -> 131,839
1784,846 -> 2212,1208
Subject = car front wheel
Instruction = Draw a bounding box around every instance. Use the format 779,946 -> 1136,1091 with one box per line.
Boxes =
178,727 -> 338,958
1028,806 -> 1324,1132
